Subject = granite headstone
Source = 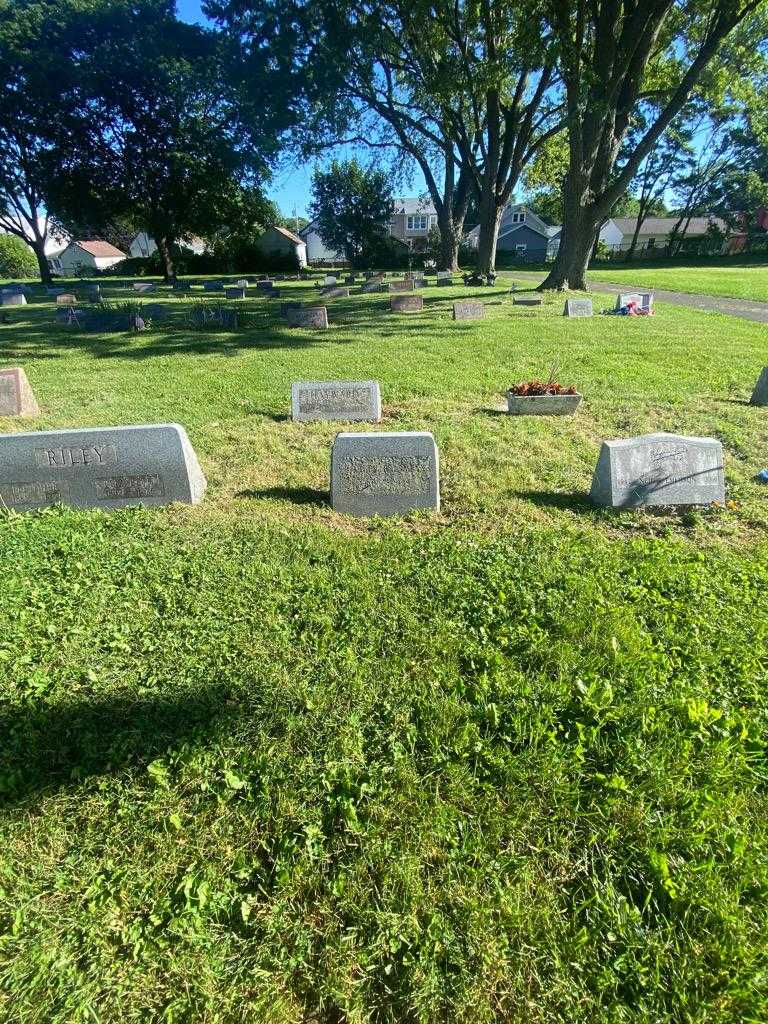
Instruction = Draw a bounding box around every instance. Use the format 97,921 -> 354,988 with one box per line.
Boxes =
286,305 -> 329,329
331,431 -> 440,517
0,367 -> 39,416
453,300 -> 484,321
291,381 -> 382,422
749,366 -> 768,406
390,294 -> 423,313
564,298 -> 593,317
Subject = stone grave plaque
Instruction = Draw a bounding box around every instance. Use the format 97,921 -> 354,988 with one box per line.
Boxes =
133,282 -> 156,293
291,380 -> 382,423
286,305 -> 328,329
203,281 -> 224,292
564,298 -> 593,317
615,292 -> 653,311
226,287 -> 246,299
590,432 -> 725,508
321,286 -> 349,298
750,367 -> 768,406
437,272 -> 453,286
513,296 -> 543,307
361,279 -> 384,294
390,294 -> 423,313
453,300 -> 484,321
142,303 -> 169,323
256,280 -> 274,291
389,280 -> 415,293
56,293 -> 77,305
322,275 -> 338,286
0,367 -> 39,416
1,292 -> 26,306
0,423 -> 206,510
331,431 -> 439,517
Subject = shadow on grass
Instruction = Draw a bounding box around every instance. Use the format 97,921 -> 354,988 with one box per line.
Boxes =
512,489 -> 595,513
0,688 -> 234,808
237,486 -> 328,507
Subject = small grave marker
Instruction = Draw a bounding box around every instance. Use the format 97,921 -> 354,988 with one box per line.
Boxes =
0,367 -> 39,416
286,305 -> 328,330
390,294 -> 423,314
389,280 -> 415,293
321,286 -> 350,299
590,432 -> 725,508
453,300 -> 484,321
203,281 -> 224,292
133,282 -> 156,293
226,287 -> 246,299
256,280 -> 274,291
291,381 -> 382,422
56,293 -> 77,305
331,431 -> 440,517
750,367 -> 768,406
615,292 -> 653,312
513,296 -> 543,307
0,292 -> 26,306
322,275 -> 338,286
0,423 -> 206,510
437,272 -> 453,286
564,298 -> 593,317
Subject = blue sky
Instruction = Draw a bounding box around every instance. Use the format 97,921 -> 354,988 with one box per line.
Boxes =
175,0 -> 427,219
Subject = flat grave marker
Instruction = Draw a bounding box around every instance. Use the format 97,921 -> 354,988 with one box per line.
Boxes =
453,300 -> 484,321
590,432 -> 724,508
361,279 -> 385,294
291,380 -> 382,422
286,305 -> 329,330
331,430 -> 440,517
0,423 -> 206,511
390,294 -> 423,314
321,286 -> 350,299
389,280 -> 415,293
513,295 -> 543,307
0,367 -> 39,416
564,298 -> 593,317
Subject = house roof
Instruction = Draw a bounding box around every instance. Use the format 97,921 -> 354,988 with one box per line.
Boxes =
392,196 -> 437,216
271,225 -> 305,246
73,239 -> 126,258
611,216 -> 726,237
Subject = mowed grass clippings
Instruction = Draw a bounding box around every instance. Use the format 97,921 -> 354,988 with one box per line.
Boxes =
0,275 -> 767,1023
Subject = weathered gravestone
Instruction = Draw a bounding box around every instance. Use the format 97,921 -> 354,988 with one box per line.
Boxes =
322,275 -> 338,286
256,280 -> 274,292
749,367 -> 768,406
453,300 -> 484,321
56,293 -> 77,305
286,305 -> 328,330
0,367 -> 39,416
203,281 -> 224,292
513,296 -> 543,307
437,272 -> 453,286
291,381 -> 382,423
390,294 -> 423,314
142,304 -> 169,323
564,298 -> 593,317
331,431 -> 440,517
1,292 -> 26,306
280,301 -> 303,318
133,282 -> 156,293
589,432 -> 725,508
0,423 -> 206,511
226,287 -> 246,299
321,286 -> 350,299
361,279 -> 385,294
389,280 -> 415,293
344,275 -> 356,285
615,292 -> 653,312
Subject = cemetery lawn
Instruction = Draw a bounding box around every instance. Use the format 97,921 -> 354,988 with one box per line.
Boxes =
2,278 -> 768,1023
588,260 -> 768,302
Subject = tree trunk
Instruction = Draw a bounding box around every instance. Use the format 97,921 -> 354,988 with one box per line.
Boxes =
156,236 -> 175,282
539,178 -> 600,290
475,196 -> 504,277
31,239 -> 52,285
437,215 -> 460,272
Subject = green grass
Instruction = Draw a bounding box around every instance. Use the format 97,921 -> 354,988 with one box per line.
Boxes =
585,261 -> 768,303
2,276 -> 768,1023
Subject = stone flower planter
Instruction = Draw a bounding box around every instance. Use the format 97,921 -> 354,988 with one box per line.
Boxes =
506,392 -> 582,416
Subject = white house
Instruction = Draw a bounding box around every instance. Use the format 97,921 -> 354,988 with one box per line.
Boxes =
299,218 -> 344,263
128,232 -> 207,258
256,225 -> 307,267
57,240 -> 127,274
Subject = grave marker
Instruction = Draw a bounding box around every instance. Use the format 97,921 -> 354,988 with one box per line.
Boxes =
615,292 -> 653,312
331,431 -> 440,517
133,282 -> 156,293
291,381 -> 382,422
286,305 -> 328,329
390,294 -> 423,313
322,275 -> 338,286
56,293 -> 77,305
453,300 -> 484,321
750,367 -> 768,406
142,304 -> 169,323
564,298 -> 593,317
437,272 -> 453,286
361,279 -> 384,294
0,292 -> 26,306
235,279 -> 249,289
513,296 -> 543,307
226,286 -> 246,299
203,281 -> 224,292
256,280 -> 274,291
389,280 -> 415,293
0,423 -> 206,510
590,432 -> 725,508
321,286 -> 350,298
0,367 -> 39,416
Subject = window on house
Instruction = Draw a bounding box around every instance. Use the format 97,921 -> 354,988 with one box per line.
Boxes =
515,243 -> 527,254
511,211 -> 526,224
647,237 -> 656,248
429,215 -> 437,228
406,215 -> 428,231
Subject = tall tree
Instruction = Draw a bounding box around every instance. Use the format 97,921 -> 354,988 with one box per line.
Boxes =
540,0 -> 766,291
310,158 -> 394,265
48,0 -> 278,281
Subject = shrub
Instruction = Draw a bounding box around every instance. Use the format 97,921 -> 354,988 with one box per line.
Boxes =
0,235 -> 38,278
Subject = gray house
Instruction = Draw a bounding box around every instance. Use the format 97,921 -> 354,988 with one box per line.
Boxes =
464,205 -> 557,260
